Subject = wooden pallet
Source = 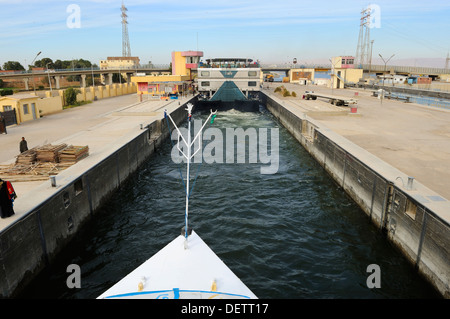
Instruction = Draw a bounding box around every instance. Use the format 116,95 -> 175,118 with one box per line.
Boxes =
35,143 -> 68,163
0,144 -> 89,182
16,149 -> 37,165
59,145 -> 89,163
3,144 -> 89,182
0,162 -> 74,182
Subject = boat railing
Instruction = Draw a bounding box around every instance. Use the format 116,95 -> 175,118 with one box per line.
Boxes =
199,63 -> 260,69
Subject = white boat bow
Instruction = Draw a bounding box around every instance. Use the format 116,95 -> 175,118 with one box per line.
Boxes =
97,230 -> 257,299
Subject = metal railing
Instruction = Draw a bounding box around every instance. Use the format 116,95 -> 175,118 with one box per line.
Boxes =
0,64 -> 171,75
360,64 -> 450,75
260,63 -> 330,69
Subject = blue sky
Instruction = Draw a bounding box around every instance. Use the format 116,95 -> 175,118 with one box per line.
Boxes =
0,0 -> 449,68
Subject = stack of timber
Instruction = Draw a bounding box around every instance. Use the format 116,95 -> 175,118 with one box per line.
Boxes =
1,143 -> 89,182
15,149 -> 37,165
36,144 -> 67,163
59,145 -> 89,164
0,162 -> 72,182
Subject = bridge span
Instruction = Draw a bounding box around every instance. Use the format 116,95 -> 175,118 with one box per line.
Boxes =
0,67 -> 171,90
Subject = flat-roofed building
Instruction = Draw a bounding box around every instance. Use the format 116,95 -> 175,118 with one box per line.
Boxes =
131,74 -> 191,101
0,94 -> 40,124
330,56 -> 363,88
100,57 -> 140,70
331,56 -> 355,69
171,51 -> 203,78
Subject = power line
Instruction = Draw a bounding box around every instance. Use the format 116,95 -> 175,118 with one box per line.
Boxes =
381,21 -> 448,55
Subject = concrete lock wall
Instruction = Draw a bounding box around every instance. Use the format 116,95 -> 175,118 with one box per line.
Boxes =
0,99 -> 191,298
263,93 -> 449,298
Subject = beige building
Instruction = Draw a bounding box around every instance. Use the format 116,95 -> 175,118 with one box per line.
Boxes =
0,82 -> 137,126
130,51 -> 203,100
171,51 -> 203,78
330,68 -> 364,88
330,56 -> 355,69
0,94 -> 41,124
289,68 -> 315,84
0,92 -> 67,125
100,57 -> 140,70
131,74 -> 191,100
330,56 -> 363,89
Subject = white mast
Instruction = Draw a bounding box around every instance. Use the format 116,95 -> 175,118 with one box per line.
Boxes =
164,104 -> 217,248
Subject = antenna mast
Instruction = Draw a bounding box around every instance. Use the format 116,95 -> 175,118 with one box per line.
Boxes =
164,104 -> 217,249
355,7 -> 372,67
121,1 -> 131,57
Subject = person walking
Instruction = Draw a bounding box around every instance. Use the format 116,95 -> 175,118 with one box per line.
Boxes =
20,137 -> 28,153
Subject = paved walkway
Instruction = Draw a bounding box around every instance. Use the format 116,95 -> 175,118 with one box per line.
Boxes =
264,82 -> 450,201
1,95 -> 141,164
0,93 -> 193,229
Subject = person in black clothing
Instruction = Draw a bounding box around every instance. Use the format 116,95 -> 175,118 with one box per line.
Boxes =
20,137 -> 28,153
0,178 -> 15,218
0,114 -> 6,134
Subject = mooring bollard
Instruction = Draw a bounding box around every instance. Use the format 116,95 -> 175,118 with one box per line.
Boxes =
50,176 -> 57,187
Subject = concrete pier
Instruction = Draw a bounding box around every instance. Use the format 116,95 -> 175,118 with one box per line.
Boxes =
0,94 -> 194,297
262,83 -> 449,298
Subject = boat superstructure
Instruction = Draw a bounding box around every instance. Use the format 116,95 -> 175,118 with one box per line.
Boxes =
196,58 -> 261,110
97,103 -> 257,299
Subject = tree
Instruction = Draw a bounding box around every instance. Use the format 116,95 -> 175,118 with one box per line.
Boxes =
35,57 -> 54,69
33,58 -> 95,70
64,87 -> 79,105
112,73 -> 125,83
54,59 -> 72,69
3,61 -> 25,71
71,58 -> 92,69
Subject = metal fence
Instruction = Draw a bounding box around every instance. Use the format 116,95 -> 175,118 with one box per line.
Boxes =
0,64 -> 171,75
361,64 -> 450,75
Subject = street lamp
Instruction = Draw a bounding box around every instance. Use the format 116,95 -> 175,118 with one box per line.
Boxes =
379,53 -> 395,103
30,51 -> 41,94
368,40 -> 374,83
46,62 -> 53,92
91,65 -> 95,87
329,58 -> 340,95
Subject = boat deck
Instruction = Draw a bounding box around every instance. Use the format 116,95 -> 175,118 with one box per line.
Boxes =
98,231 -> 257,299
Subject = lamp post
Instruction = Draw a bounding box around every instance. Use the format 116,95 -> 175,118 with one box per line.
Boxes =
368,40 -> 374,84
91,65 -> 95,87
46,62 -> 53,92
379,53 -> 395,104
30,51 -> 41,94
329,58 -> 340,95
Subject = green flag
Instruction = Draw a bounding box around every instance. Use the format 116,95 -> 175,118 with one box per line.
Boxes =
211,114 -> 217,124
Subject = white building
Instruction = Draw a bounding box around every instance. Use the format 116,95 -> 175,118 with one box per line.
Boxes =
378,74 -> 408,85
